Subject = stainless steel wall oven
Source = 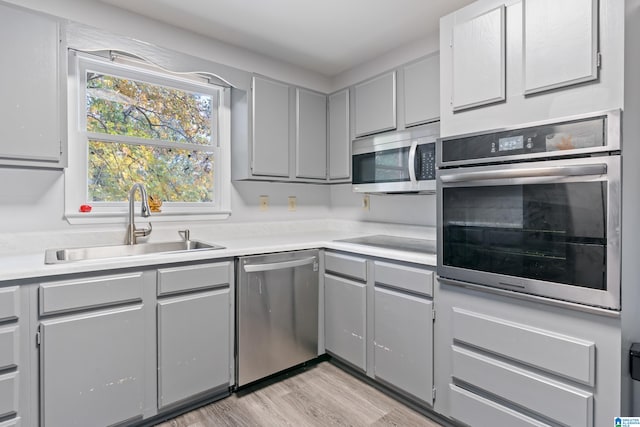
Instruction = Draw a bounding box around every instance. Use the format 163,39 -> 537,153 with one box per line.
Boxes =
436,110 -> 621,309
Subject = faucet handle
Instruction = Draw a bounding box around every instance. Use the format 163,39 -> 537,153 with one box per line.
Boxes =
135,222 -> 152,238
178,229 -> 190,242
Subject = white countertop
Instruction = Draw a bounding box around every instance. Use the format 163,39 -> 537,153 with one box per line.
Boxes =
0,222 -> 437,282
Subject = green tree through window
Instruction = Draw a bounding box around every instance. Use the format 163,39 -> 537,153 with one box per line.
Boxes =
85,71 -> 216,203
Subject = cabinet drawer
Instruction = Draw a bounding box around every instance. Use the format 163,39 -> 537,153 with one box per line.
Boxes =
0,418 -> 20,427
325,252 -> 367,281
450,384 -> 550,427
39,273 -> 144,315
374,261 -> 433,296
452,308 -> 595,386
0,326 -> 18,371
0,287 -> 19,322
0,372 -> 18,419
452,346 -> 593,427
157,262 -> 230,296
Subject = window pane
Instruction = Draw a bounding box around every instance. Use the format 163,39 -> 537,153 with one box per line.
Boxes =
88,141 -> 214,203
86,72 -> 213,145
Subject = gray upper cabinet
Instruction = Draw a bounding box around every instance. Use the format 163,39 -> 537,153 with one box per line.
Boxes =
328,89 -> 350,181
157,288 -> 230,409
354,71 -> 397,137
252,75 -> 290,177
451,5 -> 506,111
296,88 -> 327,179
523,0 -> 599,94
403,54 -> 440,126
40,306 -> 145,427
0,4 -> 65,168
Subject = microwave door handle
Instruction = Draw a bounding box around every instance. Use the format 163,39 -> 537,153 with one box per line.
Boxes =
439,163 -> 608,183
408,140 -> 418,184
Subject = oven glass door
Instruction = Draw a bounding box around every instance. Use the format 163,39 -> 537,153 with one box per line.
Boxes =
437,156 -> 620,309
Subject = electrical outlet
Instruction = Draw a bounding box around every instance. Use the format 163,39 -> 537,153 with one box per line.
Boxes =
259,195 -> 269,211
288,196 -> 297,211
363,194 -> 370,211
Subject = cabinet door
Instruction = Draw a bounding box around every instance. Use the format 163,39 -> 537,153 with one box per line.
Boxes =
0,372 -> 18,420
328,89 -> 350,180
157,288 -> 230,409
354,71 -> 396,137
374,287 -> 433,405
404,54 -> 440,126
0,4 -> 61,165
324,275 -> 366,371
523,0 -> 599,94
40,306 -> 145,427
452,5 -> 506,111
296,88 -> 327,179
252,76 -> 290,177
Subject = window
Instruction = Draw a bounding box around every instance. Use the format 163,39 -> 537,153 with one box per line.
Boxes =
65,51 -> 231,223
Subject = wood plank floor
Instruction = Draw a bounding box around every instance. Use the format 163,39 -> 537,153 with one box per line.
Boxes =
155,362 -> 443,427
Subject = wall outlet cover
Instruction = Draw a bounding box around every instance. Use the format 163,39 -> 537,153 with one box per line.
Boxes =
288,196 -> 297,211
259,195 -> 269,211
363,194 -> 370,210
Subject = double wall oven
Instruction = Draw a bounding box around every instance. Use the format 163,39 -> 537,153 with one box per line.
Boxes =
437,110 -> 621,309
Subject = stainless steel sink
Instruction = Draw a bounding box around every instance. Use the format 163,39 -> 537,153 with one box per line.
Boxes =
45,240 -> 225,264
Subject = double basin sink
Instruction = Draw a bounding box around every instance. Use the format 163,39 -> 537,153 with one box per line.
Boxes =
45,240 -> 225,264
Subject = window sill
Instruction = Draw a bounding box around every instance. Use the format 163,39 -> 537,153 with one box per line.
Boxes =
65,209 -> 231,225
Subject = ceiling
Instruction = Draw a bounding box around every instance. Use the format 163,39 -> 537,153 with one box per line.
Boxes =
98,0 -> 474,76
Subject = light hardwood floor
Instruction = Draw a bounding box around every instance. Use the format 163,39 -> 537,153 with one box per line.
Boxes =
155,362 -> 443,427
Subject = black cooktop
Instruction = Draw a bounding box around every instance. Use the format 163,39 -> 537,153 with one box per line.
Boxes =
335,235 -> 436,254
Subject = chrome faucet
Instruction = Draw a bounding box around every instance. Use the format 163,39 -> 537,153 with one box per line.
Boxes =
126,183 -> 152,245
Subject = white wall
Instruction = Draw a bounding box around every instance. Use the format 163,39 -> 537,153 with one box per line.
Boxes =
329,184 -> 436,227
330,30 -> 440,92
3,0 -> 331,93
0,0 -> 440,237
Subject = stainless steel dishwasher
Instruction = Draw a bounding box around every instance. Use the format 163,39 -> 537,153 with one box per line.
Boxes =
236,249 -> 319,387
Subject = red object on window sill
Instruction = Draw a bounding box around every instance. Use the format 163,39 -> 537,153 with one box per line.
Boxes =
79,204 -> 92,213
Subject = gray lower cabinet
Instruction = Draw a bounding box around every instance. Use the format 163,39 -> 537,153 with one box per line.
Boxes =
31,261 -> 233,426
0,286 -> 20,425
324,274 -> 367,371
373,287 -> 433,405
157,287 -> 230,409
39,306 -> 145,427
324,251 -> 435,407
435,279 -> 622,427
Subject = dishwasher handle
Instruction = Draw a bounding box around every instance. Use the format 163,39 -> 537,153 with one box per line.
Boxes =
243,256 -> 318,273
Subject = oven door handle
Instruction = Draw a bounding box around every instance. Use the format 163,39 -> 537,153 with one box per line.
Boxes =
439,163 -> 607,183
408,140 -> 418,184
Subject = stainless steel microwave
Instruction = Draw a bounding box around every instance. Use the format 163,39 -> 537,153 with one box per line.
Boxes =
352,122 -> 438,194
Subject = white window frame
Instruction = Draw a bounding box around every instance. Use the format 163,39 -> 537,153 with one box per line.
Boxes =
65,50 -> 231,224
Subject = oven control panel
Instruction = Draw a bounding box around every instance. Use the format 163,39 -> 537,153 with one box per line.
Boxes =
439,113 -> 613,165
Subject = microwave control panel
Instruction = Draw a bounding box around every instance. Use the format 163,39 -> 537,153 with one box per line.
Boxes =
416,143 -> 436,180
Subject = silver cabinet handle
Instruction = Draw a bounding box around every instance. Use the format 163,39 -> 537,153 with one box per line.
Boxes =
440,164 -> 607,183
243,256 -> 317,273
408,140 -> 418,184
